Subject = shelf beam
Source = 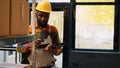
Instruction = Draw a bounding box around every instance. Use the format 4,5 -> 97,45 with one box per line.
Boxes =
0,35 -> 35,47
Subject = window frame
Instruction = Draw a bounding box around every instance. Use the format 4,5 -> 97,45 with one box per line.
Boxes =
72,0 -> 119,52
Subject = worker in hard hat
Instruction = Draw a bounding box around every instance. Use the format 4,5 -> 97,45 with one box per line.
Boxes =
16,0 -> 63,68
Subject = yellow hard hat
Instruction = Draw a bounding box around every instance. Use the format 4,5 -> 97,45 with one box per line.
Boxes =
36,0 -> 52,13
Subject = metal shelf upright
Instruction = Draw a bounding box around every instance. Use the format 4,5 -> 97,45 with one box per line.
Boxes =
0,0 -> 36,67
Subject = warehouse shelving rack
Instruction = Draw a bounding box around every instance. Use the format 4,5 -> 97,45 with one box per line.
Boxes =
0,0 -> 36,68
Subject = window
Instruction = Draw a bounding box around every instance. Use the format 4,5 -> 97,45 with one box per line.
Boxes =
76,0 -> 114,2
49,11 -> 64,43
75,1 -> 116,50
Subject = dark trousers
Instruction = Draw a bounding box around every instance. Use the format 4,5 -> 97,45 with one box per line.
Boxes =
21,53 -> 30,64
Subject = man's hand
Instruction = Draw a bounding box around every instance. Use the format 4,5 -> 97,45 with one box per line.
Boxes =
44,43 -> 64,55
35,39 -> 44,48
44,45 -> 57,54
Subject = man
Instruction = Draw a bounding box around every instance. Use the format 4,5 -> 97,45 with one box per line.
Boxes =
16,0 -> 62,68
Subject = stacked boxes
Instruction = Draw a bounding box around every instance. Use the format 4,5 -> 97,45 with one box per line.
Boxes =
0,0 -> 30,37
0,0 -> 10,36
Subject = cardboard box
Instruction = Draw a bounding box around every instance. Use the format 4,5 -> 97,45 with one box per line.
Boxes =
0,0 -> 30,37
10,0 -> 29,36
10,0 -> 21,36
0,0 -> 10,37
21,0 -> 30,35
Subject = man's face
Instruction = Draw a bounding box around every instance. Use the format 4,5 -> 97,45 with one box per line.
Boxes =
36,10 -> 50,28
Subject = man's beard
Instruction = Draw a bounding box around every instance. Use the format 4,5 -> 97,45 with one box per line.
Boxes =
37,21 -> 47,28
